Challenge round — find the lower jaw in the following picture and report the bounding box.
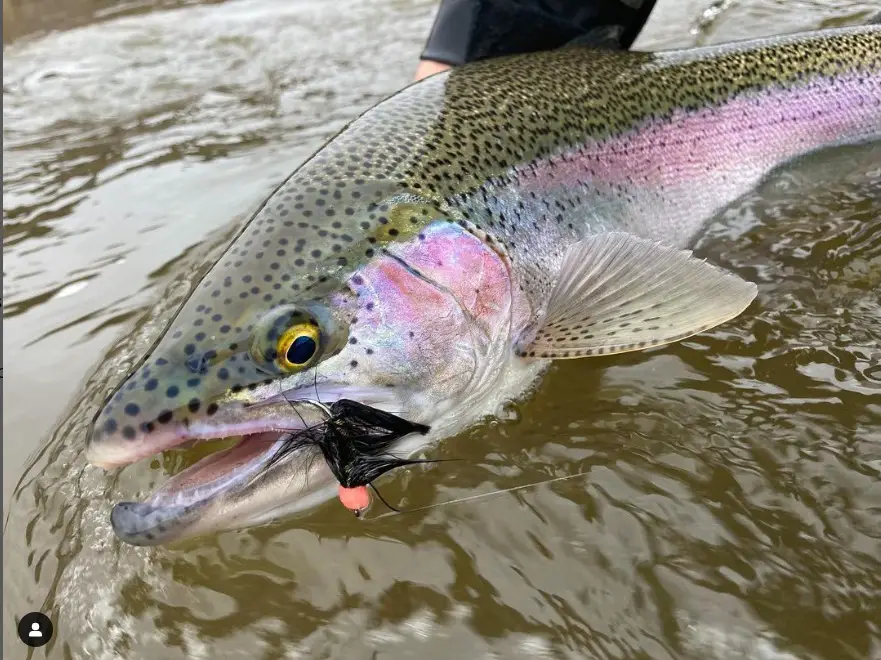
[151,432,290,506]
[110,432,292,545]
[106,389,417,545]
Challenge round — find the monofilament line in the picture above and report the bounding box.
[371,469,592,519]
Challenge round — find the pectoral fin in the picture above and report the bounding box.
[514,233,757,358]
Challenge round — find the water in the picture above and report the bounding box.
[3,0,880,658]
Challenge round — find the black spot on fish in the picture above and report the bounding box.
[122,426,137,440]
[167,386,179,398]
[124,403,140,416]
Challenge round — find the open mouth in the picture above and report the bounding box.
[94,392,335,546]
[101,393,431,546]
[108,408,331,546]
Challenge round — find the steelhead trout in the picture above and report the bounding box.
[86,24,881,545]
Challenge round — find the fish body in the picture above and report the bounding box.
[86,25,881,545]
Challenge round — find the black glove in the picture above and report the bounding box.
[420,0,658,66]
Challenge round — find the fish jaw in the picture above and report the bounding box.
[108,432,336,546]
[104,351,547,547]
[93,385,403,547]
[85,396,328,469]
[85,379,404,469]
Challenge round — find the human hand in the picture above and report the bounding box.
[414,59,452,81]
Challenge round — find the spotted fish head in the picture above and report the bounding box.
[86,171,528,545]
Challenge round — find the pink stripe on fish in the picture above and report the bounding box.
[517,73,881,192]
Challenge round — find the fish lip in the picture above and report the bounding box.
[109,434,296,546]
[110,500,207,546]
[93,385,405,544]
[85,386,401,469]
[84,409,311,470]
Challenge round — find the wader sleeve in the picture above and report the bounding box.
[420,0,658,66]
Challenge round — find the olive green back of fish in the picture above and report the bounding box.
[172,25,877,345]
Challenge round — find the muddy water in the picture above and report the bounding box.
[3,0,880,658]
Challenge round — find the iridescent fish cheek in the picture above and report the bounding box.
[327,220,523,398]
[339,259,478,397]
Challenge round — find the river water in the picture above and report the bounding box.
[3,0,880,658]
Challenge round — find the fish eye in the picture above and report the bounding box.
[277,323,320,370]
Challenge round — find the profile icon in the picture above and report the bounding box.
[17,611,53,648]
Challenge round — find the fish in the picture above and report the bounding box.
[85,23,881,546]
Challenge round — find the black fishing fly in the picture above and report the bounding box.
[269,398,433,491]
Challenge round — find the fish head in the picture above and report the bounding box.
[85,172,529,545]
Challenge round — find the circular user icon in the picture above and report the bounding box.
[17,612,53,648]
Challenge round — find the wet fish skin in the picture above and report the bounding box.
[83,25,881,542]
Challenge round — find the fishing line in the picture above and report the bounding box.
[367,483,402,514]
[369,468,592,519]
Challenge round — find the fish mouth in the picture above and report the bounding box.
[93,388,412,546]
[109,431,302,546]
